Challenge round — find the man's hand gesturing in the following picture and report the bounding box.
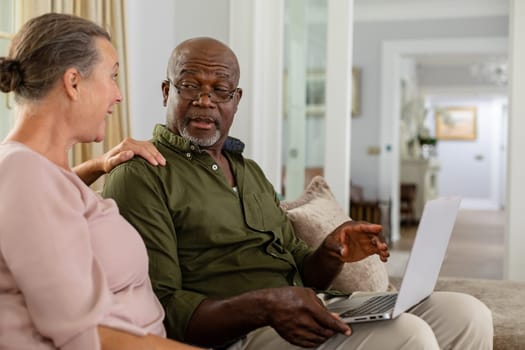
[324,221,390,263]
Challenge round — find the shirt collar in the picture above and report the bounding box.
[152,124,245,154]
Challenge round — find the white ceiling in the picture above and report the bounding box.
[303,0,510,87]
[352,0,509,88]
[412,53,507,67]
[354,0,509,22]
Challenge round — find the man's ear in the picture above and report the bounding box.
[232,88,243,114]
[162,80,170,107]
[63,68,81,100]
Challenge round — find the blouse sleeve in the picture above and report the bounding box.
[0,152,113,349]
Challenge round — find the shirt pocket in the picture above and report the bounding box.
[243,192,285,233]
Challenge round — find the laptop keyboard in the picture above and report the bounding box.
[341,293,398,317]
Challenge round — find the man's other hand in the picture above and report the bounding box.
[265,287,352,348]
[323,221,390,263]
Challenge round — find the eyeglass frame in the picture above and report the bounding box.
[165,78,239,104]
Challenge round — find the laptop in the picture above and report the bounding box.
[324,196,461,323]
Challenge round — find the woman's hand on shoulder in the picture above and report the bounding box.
[101,137,166,173]
[74,138,166,186]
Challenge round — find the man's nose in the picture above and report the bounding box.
[193,91,214,106]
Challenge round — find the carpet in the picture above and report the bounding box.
[389,276,525,349]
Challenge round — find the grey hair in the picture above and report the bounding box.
[0,13,111,103]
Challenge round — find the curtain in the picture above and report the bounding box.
[1,0,15,140]
[15,0,130,175]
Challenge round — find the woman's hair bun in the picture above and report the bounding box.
[0,58,23,93]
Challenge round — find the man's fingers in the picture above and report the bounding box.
[349,221,382,232]
[272,288,352,346]
[330,312,352,336]
[312,307,351,337]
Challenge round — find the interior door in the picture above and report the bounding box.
[282,0,328,200]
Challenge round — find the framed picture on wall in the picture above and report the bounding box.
[283,67,361,117]
[435,106,477,140]
[305,70,326,116]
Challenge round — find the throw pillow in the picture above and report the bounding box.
[280,176,390,293]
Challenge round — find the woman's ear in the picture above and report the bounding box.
[63,68,81,100]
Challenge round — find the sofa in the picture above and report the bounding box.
[280,176,525,350]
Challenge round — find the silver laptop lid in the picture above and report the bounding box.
[393,197,461,318]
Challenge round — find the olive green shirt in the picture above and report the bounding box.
[102,124,313,341]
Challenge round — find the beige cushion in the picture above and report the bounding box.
[280,176,390,293]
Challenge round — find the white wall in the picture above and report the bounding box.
[427,97,506,209]
[126,0,177,140]
[126,0,230,141]
[173,0,230,44]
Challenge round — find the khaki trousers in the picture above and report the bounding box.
[226,292,493,350]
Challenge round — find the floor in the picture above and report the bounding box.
[386,209,505,280]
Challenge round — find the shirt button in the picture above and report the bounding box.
[212,164,219,171]
[190,145,195,151]
[186,152,191,158]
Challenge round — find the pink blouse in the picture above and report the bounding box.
[0,142,166,349]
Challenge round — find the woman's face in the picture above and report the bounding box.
[76,38,122,143]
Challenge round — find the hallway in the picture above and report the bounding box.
[387,209,505,280]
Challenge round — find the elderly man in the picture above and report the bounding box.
[103,37,493,350]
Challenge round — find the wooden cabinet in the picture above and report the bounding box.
[400,158,440,221]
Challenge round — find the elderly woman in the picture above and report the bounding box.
[0,13,199,350]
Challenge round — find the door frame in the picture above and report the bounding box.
[379,37,508,242]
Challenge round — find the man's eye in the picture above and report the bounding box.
[181,83,198,89]
[214,87,229,93]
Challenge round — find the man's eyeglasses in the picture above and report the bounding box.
[166,79,238,104]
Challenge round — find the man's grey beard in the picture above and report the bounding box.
[180,127,221,147]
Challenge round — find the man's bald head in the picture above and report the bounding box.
[167,37,240,86]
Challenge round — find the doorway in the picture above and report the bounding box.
[378,37,508,242]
